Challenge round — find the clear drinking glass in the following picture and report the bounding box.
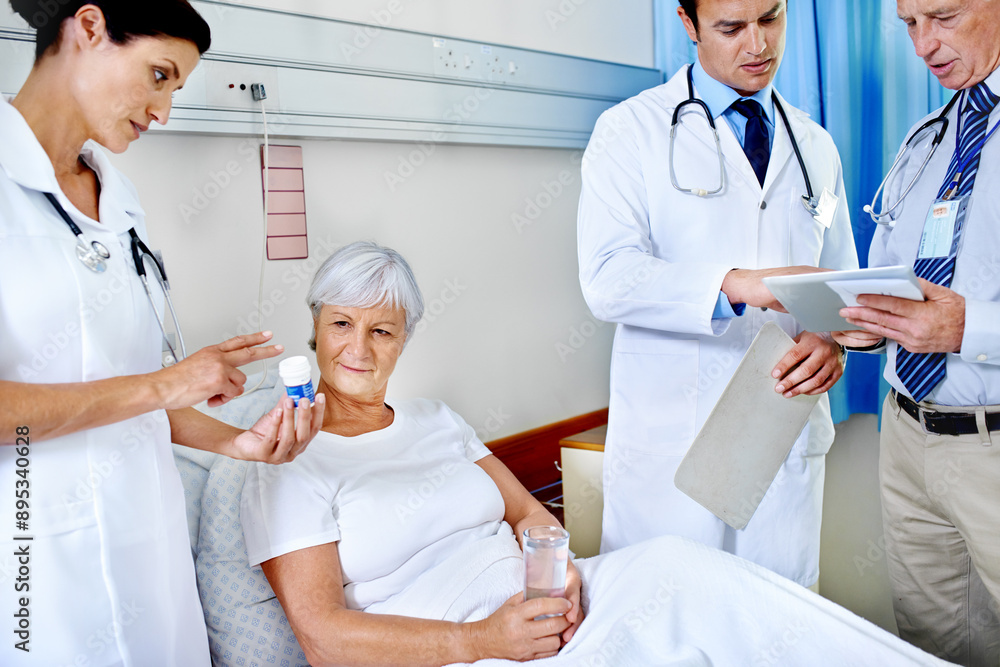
[523,525,570,615]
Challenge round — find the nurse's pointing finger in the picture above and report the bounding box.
[216,331,274,352]
[216,332,285,364]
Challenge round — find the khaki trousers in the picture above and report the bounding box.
[880,392,1000,667]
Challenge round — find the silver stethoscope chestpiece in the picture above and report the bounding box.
[801,195,819,216]
[75,239,108,273]
[92,240,111,260]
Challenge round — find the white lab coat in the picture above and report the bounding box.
[578,68,858,586]
[0,98,209,665]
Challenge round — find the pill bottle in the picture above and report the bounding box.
[278,356,315,406]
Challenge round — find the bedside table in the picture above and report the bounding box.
[559,425,606,558]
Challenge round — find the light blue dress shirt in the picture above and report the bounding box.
[690,60,775,319]
[870,68,1000,405]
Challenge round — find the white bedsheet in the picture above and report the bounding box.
[373,533,951,666]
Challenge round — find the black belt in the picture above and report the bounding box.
[893,390,1000,436]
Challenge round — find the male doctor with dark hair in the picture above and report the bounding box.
[577,0,858,588]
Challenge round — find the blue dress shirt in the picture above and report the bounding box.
[690,60,774,319]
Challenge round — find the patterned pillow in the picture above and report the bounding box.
[172,372,310,667]
[196,455,309,667]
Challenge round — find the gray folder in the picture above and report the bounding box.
[674,322,820,530]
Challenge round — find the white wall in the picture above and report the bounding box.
[109,0,653,439]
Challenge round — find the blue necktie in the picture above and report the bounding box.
[895,82,999,402]
[731,99,770,186]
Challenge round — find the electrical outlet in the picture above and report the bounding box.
[204,61,280,110]
[432,38,460,78]
[432,38,491,82]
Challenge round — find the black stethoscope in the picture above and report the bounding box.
[863,93,963,225]
[669,65,819,215]
[44,191,187,362]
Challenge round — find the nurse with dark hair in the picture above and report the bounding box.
[0,2,324,664]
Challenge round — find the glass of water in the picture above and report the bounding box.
[523,525,570,616]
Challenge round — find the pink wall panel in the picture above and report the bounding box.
[266,145,304,169]
[267,168,305,191]
[262,145,308,260]
[267,214,308,237]
[266,191,306,215]
[267,236,309,261]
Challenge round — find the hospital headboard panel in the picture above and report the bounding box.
[0,1,662,149]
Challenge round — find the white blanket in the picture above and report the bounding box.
[373,533,952,666]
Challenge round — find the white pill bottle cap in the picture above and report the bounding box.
[278,356,312,387]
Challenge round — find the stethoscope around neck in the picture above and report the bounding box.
[43,191,187,363]
[863,93,962,225]
[669,65,820,216]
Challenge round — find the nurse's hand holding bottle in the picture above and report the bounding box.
[1,329,324,463]
[156,331,326,465]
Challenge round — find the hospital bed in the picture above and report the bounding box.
[173,374,950,667]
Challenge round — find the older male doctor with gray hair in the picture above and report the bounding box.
[835,1,1000,664]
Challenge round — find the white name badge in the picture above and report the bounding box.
[917,196,970,260]
[813,187,838,229]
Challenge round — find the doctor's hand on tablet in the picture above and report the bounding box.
[838,279,965,354]
[722,266,831,312]
[770,331,844,398]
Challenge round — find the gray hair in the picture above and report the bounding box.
[306,241,424,350]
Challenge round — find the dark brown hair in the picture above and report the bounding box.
[10,0,211,60]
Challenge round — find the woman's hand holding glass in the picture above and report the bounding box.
[468,593,573,661]
[562,560,584,645]
[471,558,581,659]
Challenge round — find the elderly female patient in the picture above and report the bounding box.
[241,241,583,665]
[240,241,945,667]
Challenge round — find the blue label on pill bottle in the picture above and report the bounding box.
[285,382,315,406]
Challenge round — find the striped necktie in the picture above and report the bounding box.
[896,81,1000,402]
[730,99,770,186]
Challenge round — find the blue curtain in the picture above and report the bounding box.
[653,0,952,422]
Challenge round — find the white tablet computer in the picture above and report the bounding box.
[761,265,924,332]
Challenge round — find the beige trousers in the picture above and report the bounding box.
[880,392,1000,667]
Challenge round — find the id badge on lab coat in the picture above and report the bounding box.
[812,187,838,229]
[917,195,971,259]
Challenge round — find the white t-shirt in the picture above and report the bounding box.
[241,398,506,610]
